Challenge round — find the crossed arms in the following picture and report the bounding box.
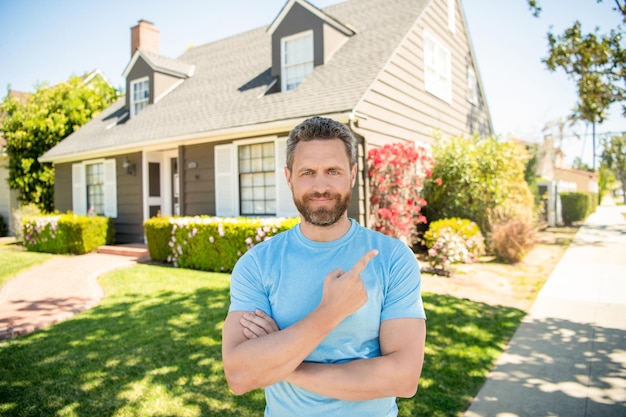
[221,250,427,400]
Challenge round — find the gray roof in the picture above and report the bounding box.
[42,0,430,161]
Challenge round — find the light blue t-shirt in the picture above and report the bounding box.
[229,219,426,417]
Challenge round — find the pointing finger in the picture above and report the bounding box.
[350,250,378,275]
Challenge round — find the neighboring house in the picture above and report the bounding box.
[40,0,493,244]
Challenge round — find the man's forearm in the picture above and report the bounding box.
[222,305,342,394]
[285,350,423,401]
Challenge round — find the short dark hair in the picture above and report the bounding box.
[286,116,357,171]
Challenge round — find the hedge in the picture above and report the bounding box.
[23,214,115,254]
[144,216,300,272]
[560,192,591,225]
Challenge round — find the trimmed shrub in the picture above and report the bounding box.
[489,219,536,263]
[422,218,485,270]
[144,217,174,262]
[23,214,114,254]
[144,216,300,272]
[560,192,590,225]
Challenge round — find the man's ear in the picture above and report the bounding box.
[350,164,357,187]
[284,166,292,190]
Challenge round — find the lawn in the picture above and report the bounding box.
[0,246,54,289]
[0,262,524,417]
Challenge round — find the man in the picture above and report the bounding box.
[222,116,426,416]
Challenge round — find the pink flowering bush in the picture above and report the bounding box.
[144,216,299,272]
[423,218,485,270]
[23,214,114,254]
[367,142,435,245]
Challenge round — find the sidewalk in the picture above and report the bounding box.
[0,246,147,341]
[464,197,626,417]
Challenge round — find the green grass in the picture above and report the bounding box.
[0,263,525,417]
[0,247,55,289]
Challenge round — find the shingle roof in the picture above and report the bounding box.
[42,0,430,161]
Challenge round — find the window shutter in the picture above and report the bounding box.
[275,137,298,217]
[215,144,237,216]
[104,159,118,218]
[72,163,87,215]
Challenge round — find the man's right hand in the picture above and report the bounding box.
[320,249,378,320]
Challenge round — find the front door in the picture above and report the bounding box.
[144,150,178,220]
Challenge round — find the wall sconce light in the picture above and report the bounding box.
[188,161,197,169]
[123,156,136,176]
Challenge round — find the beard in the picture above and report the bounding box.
[293,190,352,226]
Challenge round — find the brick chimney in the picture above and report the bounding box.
[131,20,159,57]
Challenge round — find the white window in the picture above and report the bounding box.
[424,30,452,103]
[130,77,149,117]
[72,159,117,218]
[214,139,297,218]
[239,142,276,215]
[281,30,314,91]
[467,67,478,105]
[448,0,456,33]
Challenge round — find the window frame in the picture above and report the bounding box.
[448,0,456,34]
[72,158,117,218]
[467,66,478,105]
[130,76,149,117]
[423,30,452,103]
[281,30,314,92]
[238,141,277,216]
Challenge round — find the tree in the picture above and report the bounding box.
[601,133,626,203]
[528,1,626,169]
[1,75,118,212]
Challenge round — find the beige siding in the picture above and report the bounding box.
[353,0,491,148]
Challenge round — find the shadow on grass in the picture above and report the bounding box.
[1,264,526,417]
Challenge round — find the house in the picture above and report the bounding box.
[40,0,493,244]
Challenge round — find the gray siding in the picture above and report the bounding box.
[125,57,153,110]
[55,156,144,244]
[115,152,144,243]
[353,0,491,147]
[54,163,72,213]
[181,143,215,216]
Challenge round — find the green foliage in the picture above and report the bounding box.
[560,192,591,225]
[601,133,626,203]
[143,217,173,262]
[422,218,483,249]
[0,75,118,212]
[422,135,536,234]
[531,1,626,124]
[422,218,486,270]
[144,216,300,272]
[0,212,7,237]
[22,214,115,254]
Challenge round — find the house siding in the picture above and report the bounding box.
[270,2,325,78]
[181,142,215,216]
[125,57,153,110]
[115,152,144,243]
[154,72,181,101]
[55,154,144,244]
[352,0,491,148]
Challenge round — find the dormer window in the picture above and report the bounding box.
[130,77,149,117]
[281,30,314,91]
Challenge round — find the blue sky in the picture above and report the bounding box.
[0,0,623,167]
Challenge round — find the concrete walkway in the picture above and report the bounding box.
[464,197,626,417]
[0,246,147,341]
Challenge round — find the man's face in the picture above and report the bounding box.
[285,138,356,226]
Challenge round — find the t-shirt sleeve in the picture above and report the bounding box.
[228,250,272,314]
[381,243,426,321]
